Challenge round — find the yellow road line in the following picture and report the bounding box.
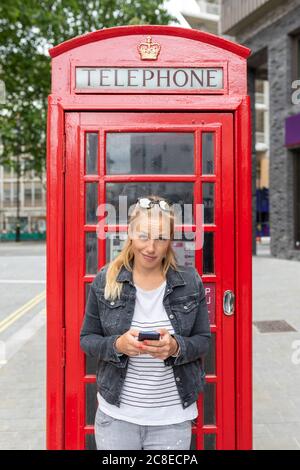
[0,291,46,334]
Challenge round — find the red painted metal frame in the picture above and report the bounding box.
[64,112,234,449]
[47,25,252,450]
[49,25,250,59]
[46,100,65,450]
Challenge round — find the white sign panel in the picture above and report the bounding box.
[75,67,223,91]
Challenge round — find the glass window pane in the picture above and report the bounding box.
[204,382,216,425]
[105,182,194,224]
[203,232,214,274]
[85,433,97,450]
[85,232,98,274]
[105,231,196,267]
[172,231,195,268]
[202,133,214,175]
[190,433,196,450]
[204,434,216,450]
[86,183,98,224]
[86,133,98,174]
[85,282,91,301]
[204,332,215,375]
[203,183,214,224]
[106,232,128,263]
[85,382,97,426]
[106,133,194,175]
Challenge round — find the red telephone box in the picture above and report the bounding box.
[47,25,252,450]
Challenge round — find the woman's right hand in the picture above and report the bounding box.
[115,329,143,357]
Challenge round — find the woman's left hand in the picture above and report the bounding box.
[139,328,179,359]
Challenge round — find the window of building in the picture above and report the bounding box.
[292,33,300,81]
[31,216,46,232]
[255,79,264,93]
[24,182,33,207]
[3,182,11,207]
[7,216,28,232]
[6,217,17,231]
[11,182,18,206]
[255,109,266,145]
[256,109,265,133]
[256,156,261,188]
[294,152,300,250]
[255,79,267,105]
[297,37,300,79]
[34,184,42,207]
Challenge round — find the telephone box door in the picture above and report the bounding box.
[65,111,235,450]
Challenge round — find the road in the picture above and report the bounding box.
[0,241,46,449]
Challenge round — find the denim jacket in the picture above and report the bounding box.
[80,263,211,410]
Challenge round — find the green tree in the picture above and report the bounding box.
[0,0,176,178]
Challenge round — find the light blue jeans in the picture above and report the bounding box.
[94,407,192,450]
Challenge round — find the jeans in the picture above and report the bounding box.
[94,407,192,450]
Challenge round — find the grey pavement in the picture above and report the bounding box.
[0,240,299,449]
[253,241,300,450]
[0,320,46,450]
[0,241,46,450]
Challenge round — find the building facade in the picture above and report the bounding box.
[166,0,221,34]
[0,164,46,239]
[221,0,300,260]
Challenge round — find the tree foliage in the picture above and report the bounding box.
[0,1,176,177]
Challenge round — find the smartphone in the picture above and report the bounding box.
[138,331,160,341]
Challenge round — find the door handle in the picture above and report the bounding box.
[223,290,235,316]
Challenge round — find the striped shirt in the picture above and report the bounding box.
[97,279,198,425]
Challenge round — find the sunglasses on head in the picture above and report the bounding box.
[135,197,172,212]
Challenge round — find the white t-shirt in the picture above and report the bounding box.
[97,279,198,425]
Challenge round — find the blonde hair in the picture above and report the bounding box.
[103,195,181,301]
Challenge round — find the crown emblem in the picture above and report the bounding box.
[137,36,161,60]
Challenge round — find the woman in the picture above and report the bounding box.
[80,195,211,450]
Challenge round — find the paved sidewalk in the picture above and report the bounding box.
[253,242,300,449]
[0,242,299,449]
[0,318,46,450]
